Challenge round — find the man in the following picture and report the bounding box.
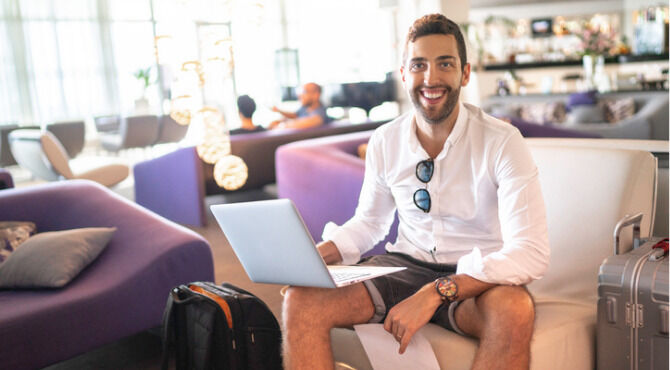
[229,95,266,135]
[282,14,549,370]
[270,82,331,129]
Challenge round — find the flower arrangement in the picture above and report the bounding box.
[577,25,616,56]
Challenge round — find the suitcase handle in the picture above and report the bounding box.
[613,213,643,255]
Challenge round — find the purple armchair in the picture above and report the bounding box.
[0,180,214,369]
[276,131,397,256]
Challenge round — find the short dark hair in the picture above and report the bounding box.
[403,14,467,70]
[237,95,256,118]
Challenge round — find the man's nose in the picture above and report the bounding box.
[423,65,439,86]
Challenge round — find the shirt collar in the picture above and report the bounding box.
[407,102,468,160]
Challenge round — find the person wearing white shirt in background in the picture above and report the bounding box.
[282,13,550,370]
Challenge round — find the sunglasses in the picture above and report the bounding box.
[413,159,434,213]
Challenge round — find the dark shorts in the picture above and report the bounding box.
[357,252,465,335]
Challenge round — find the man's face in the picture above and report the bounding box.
[400,34,470,125]
[299,83,320,106]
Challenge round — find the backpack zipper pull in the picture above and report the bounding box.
[251,332,255,344]
[232,339,236,350]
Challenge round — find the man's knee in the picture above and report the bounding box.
[478,285,535,332]
[284,287,321,318]
[283,284,375,329]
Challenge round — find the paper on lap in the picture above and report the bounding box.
[354,324,440,370]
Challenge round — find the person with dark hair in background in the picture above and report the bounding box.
[269,82,332,129]
[229,95,266,135]
[282,14,549,370]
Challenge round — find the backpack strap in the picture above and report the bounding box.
[161,285,201,370]
[161,288,178,370]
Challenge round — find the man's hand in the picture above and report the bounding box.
[317,240,343,265]
[383,281,443,354]
[268,120,282,129]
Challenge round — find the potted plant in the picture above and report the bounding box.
[133,66,153,113]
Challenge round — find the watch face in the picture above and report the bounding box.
[437,277,457,299]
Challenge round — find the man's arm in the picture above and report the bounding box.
[318,130,397,265]
[272,106,298,119]
[317,240,342,265]
[281,115,323,129]
[383,274,496,354]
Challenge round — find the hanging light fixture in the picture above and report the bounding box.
[154,1,257,190]
[213,154,248,191]
[169,94,197,125]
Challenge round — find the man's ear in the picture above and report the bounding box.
[400,65,406,83]
[461,63,471,87]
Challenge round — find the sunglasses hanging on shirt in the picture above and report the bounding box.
[413,159,434,213]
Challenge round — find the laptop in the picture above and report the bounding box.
[210,199,405,288]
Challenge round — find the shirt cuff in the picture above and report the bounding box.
[456,247,494,284]
[322,222,361,265]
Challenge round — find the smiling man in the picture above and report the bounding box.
[282,14,550,370]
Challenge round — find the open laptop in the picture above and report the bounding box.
[210,199,405,288]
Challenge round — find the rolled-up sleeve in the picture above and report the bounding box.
[322,130,397,265]
[457,132,550,285]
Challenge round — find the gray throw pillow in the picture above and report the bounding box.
[0,227,116,288]
[565,105,605,125]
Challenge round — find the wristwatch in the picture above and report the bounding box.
[435,276,458,303]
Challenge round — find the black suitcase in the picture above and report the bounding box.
[597,213,669,370]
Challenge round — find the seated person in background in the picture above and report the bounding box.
[270,82,332,129]
[229,95,266,135]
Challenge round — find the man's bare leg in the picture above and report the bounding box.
[282,283,375,370]
[454,285,535,370]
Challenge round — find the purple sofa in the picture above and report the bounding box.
[0,179,214,370]
[134,119,390,226]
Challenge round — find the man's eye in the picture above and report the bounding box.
[411,63,425,70]
[440,62,452,68]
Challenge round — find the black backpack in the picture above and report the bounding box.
[161,281,283,370]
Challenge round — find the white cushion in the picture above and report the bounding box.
[526,143,656,304]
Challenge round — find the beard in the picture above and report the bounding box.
[410,83,461,125]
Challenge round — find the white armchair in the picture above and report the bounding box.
[331,139,658,369]
[9,129,129,187]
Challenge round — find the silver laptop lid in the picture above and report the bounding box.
[210,199,337,288]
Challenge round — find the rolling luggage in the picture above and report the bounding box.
[597,213,669,370]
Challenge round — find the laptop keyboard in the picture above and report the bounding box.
[331,271,371,283]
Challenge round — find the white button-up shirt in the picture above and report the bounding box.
[324,102,550,285]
